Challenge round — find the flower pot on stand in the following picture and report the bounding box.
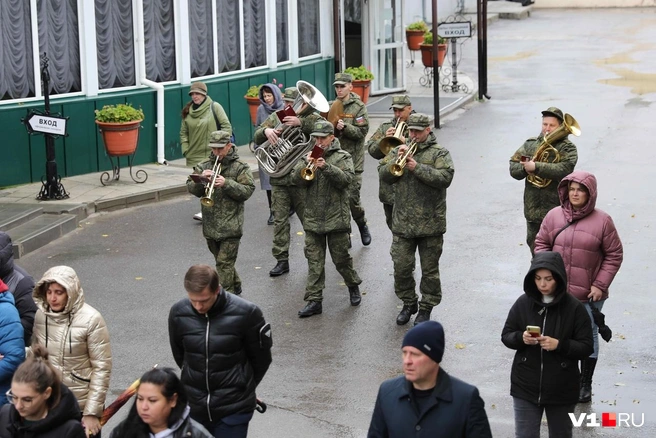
[351,80,371,104]
[95,120,147,185]
[420,44,448,68]
[245,96,260,125]
[406,30,425,51]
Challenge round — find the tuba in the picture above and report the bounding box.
[255,81,330,178]
[379,118,408,155]
[527,113,581,188]
[200,158,221,207]
[389,140,418,177]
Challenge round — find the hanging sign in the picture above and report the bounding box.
[23,110,68,137]
[438,22,472,39]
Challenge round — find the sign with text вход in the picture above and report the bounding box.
[437,22,472,39]
[23,111,68,137]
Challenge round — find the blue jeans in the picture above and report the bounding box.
[513,397,575,438]
[200,412,253,438]
[583,299,605,358]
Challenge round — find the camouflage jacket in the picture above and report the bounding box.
[331,92,369,173]
[366,117,396,205]
[509,136,578,222]
[253,107,323,186]
[293,139,354,234]
[187,149,255,240]
[380,132,454,237]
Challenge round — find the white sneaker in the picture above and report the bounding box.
[193,212,203,221]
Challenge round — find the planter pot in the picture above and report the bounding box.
[96,120,141,156]
[351,79,372,104]
[420,44,448,68]
[406,30,425,51]
[245,96,260,125]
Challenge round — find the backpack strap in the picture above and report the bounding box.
[212,102,236,144]
[551,220,576,249]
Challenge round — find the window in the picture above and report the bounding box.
[297,0,320,58]
[189,0,214,78]
[276,0,289,62]
[217,0,241,73]
[95,0,136,89]
[0,0,34,100]
[243,0,267,69]
[143,0,177,82]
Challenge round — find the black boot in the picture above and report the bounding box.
[348,285,361,306]
[579,358,597,403]
[233,285,242,295]
[359,224,372,246]
[414,308,432,325]
[396,302,418,325]
[269,260,290,277]
[267,210,274,225]
[298,301,322,318]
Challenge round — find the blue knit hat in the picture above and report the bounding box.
[402,320,445,364]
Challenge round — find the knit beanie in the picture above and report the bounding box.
[189,82,208,96]
[402,320,445,364]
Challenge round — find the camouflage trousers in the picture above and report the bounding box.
[390,234,444,310]
[383,203,393,231]
[303,230,362,302]
[272,185,306,261]
[526,220,542,255]
[349,172,367,227]
[206,238,241,294]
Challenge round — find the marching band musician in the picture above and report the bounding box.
[253,87,324,278]
[509,107,578,254]
[366,95,414,230]
[186,131,255,295]
[294,120,363,318]
[379,114,454,326]
[331,72,372,246]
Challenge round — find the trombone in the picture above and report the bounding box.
[389,140,417,177]
[379,118,408,156]
[200,159,222,207]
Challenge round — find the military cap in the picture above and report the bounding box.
[389,95,412,109]
[333,72,354,85]
[208,130,231,148]
[310,120,335,137]
[541,107,564,122]
[283,87,299,102]
[407,113,432,130]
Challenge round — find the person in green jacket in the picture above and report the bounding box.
[294,120,362,318]
[186,131,254,295]
[180,82,232,221]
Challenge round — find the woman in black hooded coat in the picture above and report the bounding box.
[502,251,593,438]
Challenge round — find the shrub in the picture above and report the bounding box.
[94,103,144,123]
[344,65,374,81]
[406,21,429,32]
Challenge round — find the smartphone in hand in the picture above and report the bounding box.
[526,325,541,337]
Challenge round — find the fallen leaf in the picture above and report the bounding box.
[455,343,466,350]
[254,266,261,270]
[631,214,635,218]
[102,234,109,237]
[296,231,304,235]
[135,277,143,280]
[614,382,625,386]
[633,400,640,404]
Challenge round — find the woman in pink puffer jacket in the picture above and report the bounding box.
[534,170,623,404]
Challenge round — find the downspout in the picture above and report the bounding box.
[136,0,168,165]
[333,0,341,73]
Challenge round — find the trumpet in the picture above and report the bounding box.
[390,140,418,177]
[379,118,408,155]
[200,158,222,207]
[299,145,325,181]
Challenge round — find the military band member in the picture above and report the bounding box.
[186,131,255,295]
[295,120,362,318]
[331,72,371,246]
[366,95,414,230]
[253,87,324,278]
[380,114,454,326]
[509,107,578,253]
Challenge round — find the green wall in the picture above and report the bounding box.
[0,58,334,188]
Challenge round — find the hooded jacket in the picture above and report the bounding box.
[0,281,25,404]
[255,83,284,126]
[501,252,593,405]
[0,383,85,438]
[186,148,255,241]
[534,171,624,302]
[180,96,232,167]
[0,232,37,346]
[32,266,112,418]
[109,405,213,438]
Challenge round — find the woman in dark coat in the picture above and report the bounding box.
[502,251,593,438]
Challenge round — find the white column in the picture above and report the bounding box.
[177,0,191,84]
[78,0,99,96]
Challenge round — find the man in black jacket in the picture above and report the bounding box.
[168,265,272,437]
[368,321,492,438]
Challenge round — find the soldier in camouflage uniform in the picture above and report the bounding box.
[509,107,578,253]
[380,114,454,326]
[366,95,414,230]
[294,120,362,318]
[331,72,371,246]
[253,87,324,278]
[186,131,255,295]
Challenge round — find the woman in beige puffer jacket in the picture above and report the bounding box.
[32,266,112,437]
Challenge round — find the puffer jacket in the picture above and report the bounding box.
[168,290,272,424]
[534,171,624,302]
[380,132,454,237]
[294,139,354,234]
[502,252,593,405]
[0,232,37,346]
[0,282,25,405]
[109,406,213,438]
[0,384,85,438]
[32,266,112,417]
[186,148,255,241]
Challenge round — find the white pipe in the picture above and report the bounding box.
[141,78,167,165]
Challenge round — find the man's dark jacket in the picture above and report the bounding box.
[368,370,492,438]
[168,289,272,424]
[0,232,36,346]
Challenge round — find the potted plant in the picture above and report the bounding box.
[95,103,144,156]
[244,84,261,125]
[406,21,428,50]
[344,65,374,104]
[420,31,447,69]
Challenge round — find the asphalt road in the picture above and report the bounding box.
[18,7,656,437]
